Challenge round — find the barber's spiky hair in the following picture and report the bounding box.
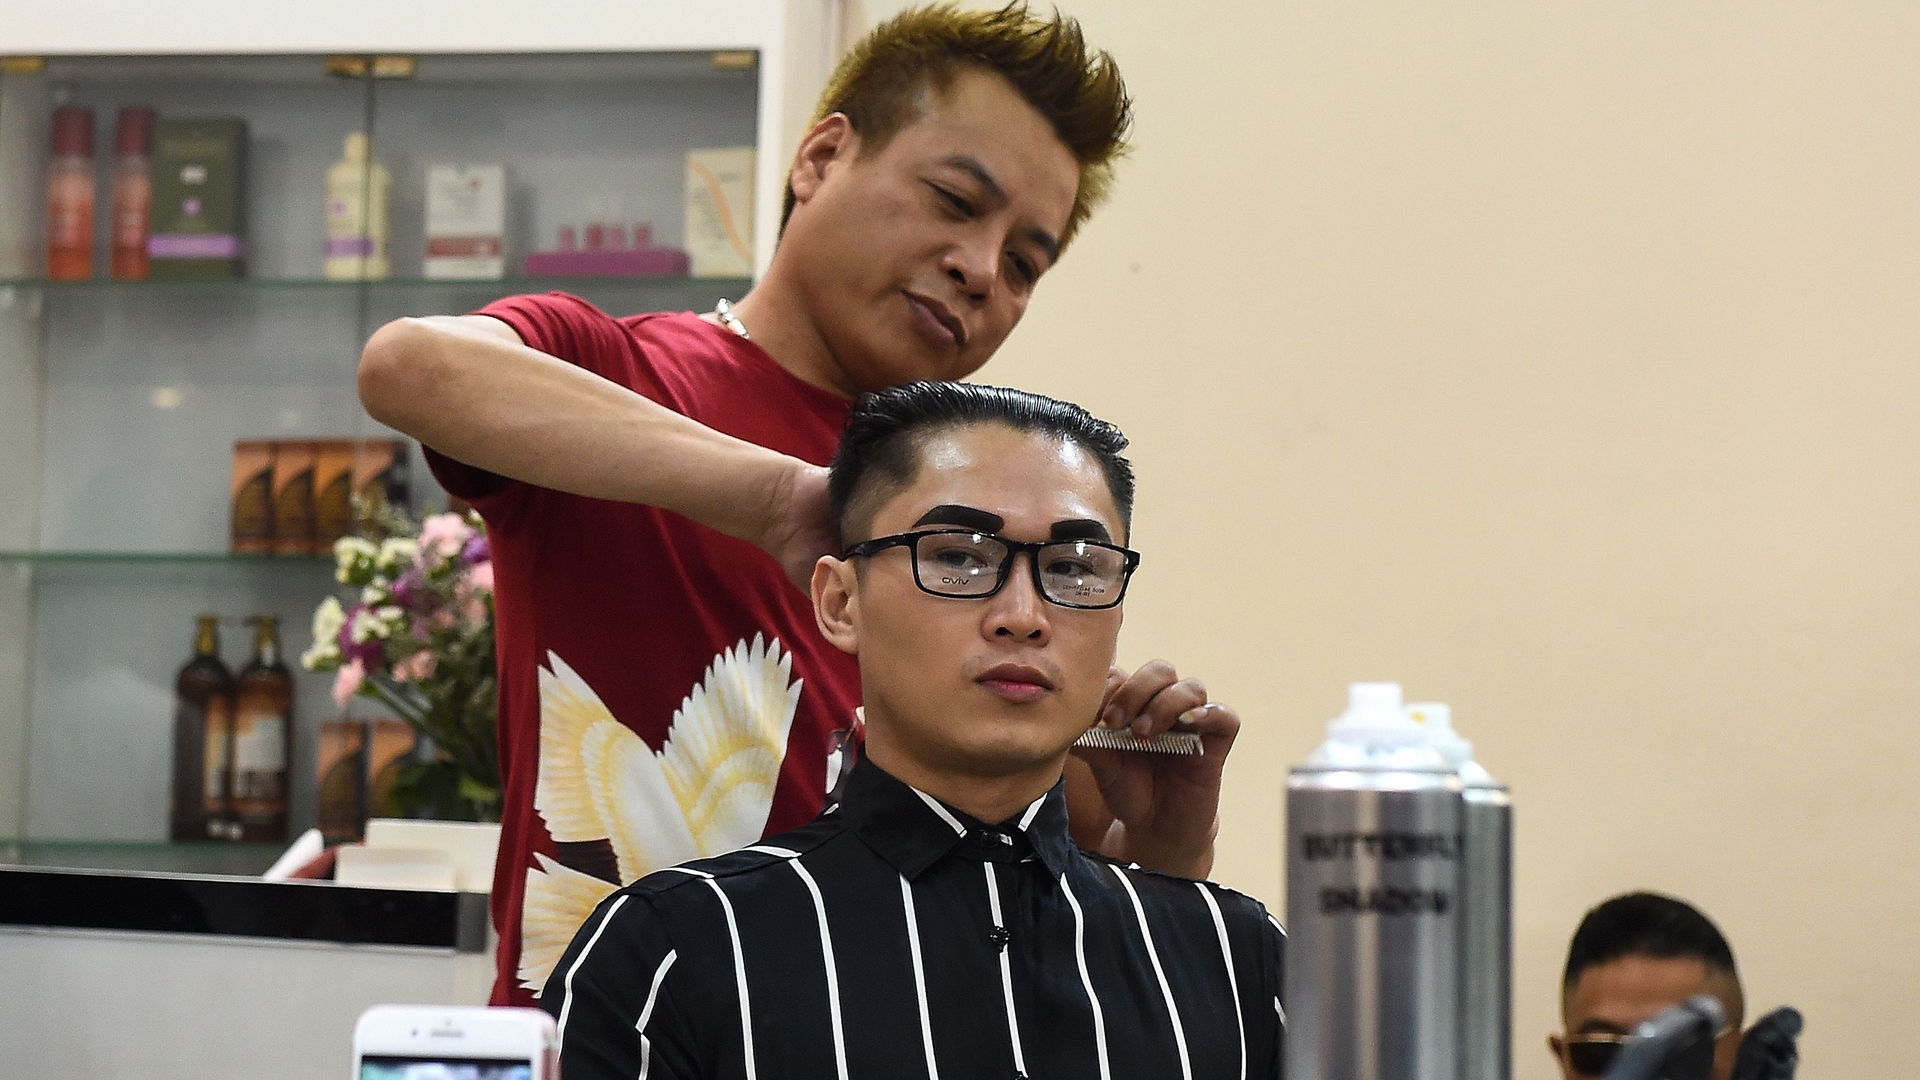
[784,2,1132,253]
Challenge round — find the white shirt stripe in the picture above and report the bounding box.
[1017,793,1046,831]
[555,894,628,1043]
[633,949,678,1080]
[701,877,759,1080]
[983,862,1028,1076]
[899,874,941,1080]
[746,845,802,858]
[1110,864,1194,1080]
[910,788,968,836]
[1060,874,1112,1080]
[1197,883,1247,1080]
[789,860,851,1080]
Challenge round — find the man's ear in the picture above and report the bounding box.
[789,113,856,209]
[811,555,861,655]
[1546,1034,1566,1077]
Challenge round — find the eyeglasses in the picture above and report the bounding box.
[844,529,1140,610]
[1560,1024,1731,1079]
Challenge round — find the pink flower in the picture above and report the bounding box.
[392,649,438,682]
[468,560,494,594]
[331,658,366,709]
[417,513,474,564]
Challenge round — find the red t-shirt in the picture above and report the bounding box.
[427,294,860,1006]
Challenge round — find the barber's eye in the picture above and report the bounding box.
[1009,254,1037,286]
[934,186,973,216]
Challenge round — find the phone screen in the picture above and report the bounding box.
[359,1057,533,1080]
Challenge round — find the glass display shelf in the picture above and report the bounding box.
[0,275,751,293]
[0,838,287,877]
[0,550,329,565]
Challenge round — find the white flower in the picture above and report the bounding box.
[310,596,346,646]
[359,584,389,608]
[334,536,378,584]
[376,538,419,575]
[349,607,397,644]
[299,640,340,671]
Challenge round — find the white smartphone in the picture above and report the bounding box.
[352,1004,558,1080]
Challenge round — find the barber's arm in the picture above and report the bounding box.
[357,315,834,589]
[540,893,704,1080]
[1066,659,1239,878]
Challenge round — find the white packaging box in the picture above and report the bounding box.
[685,147,756,278]
[425,164,507,280]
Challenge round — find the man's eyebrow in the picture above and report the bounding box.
[941,154,1061,265]
[1573,1020,1630,1035]
[1048,519,1112,542]
[913,504,1004,532]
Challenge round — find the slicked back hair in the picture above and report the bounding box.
[783,2,1132,253]
[1563,892,1740,994]
[829,381,1134,551]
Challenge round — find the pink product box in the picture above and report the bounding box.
[521,248,690,278]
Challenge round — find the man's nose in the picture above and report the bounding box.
[942,240,998,303]
[987,552,1050,642]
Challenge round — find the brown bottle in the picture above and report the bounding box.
[170,614,237,841]
[232,614,294,842]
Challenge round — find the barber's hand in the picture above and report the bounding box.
[760,460,838,592]
[1068,660,1238,878]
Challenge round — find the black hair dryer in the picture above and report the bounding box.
[1604,995,1727,1080]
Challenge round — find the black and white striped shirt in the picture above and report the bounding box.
[542,757,1285,1080]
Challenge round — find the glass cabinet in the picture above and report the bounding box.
[0,27,810,874]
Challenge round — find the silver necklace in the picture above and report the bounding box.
[714,298,749,339]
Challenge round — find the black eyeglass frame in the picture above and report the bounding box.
[843,528,1142,610]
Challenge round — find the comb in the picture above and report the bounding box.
[1073,727,1204,755]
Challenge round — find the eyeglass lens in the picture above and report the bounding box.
[1566,1041,1621,1077]
[913,532,1128,605]
[1566,1033,1713,1080]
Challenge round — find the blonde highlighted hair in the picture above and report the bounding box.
[785,2,1132,253]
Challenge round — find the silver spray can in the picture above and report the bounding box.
[1286,683,1463,1080]
[1410,703,1513,1080]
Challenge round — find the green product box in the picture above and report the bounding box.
[148,118,248,280]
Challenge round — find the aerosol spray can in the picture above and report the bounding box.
[1410,703,1513,1080]
[1286,682,1463,1080]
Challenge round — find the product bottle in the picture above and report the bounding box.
[45,105,96,281]
[170,614,237,841]
[1409,703,1514,1080]
[109,106,154,280]
[232,614,294,842]
[324,132,391,280]
[1285,682,1463,1080]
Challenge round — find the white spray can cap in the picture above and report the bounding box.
[1407,701,1473,768]
[1307,682,1451,771]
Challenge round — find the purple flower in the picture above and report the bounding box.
[391,567,425,608]
[460,533,490,566]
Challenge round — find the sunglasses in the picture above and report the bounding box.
[1561,1024,1729,1079]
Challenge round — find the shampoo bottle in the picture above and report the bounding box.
[45,105,96,281]
[324,132,391,280]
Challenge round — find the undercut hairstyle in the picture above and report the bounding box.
[783,2,1133,253]
[828,381,1134,550]
[1563,892,1740,992]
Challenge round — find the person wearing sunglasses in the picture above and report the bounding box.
[540,382,1281,1079]
[1550,892,1801,1080]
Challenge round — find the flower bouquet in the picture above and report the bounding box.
[301,508,501,822]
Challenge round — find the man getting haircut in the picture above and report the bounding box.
[542,383,1284,1080]
[1551,892,1747,1080]
[358,4,1238,1007]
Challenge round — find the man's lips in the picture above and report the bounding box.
[905,292,966,349]
[976,663,1054,703]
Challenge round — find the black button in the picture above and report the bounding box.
[989,925,1010,949]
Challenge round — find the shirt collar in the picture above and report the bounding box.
[838,757,1076,881]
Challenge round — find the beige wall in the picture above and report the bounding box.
[854,1,1918,1075]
